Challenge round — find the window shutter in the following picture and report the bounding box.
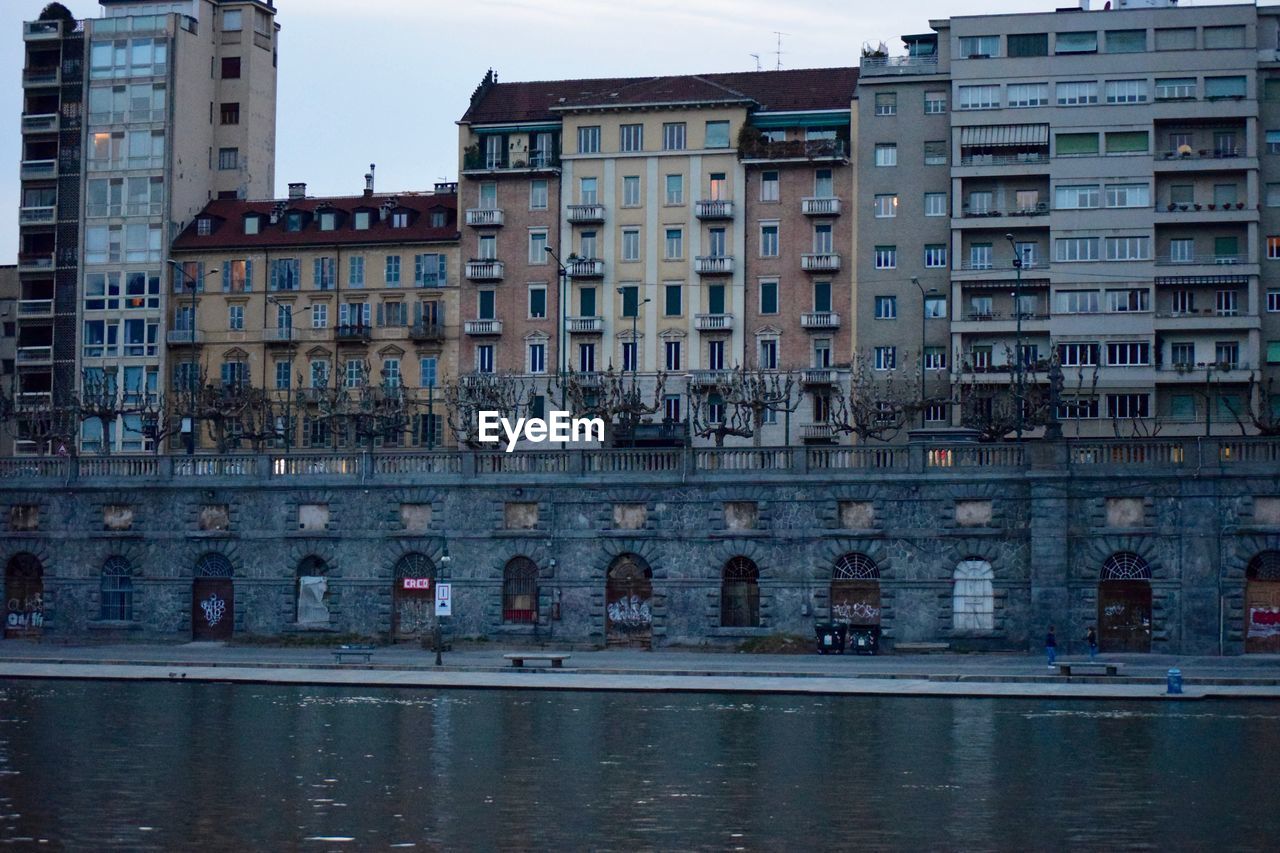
[376,303,384,327]
[222,265,231,293]
[244,260,253,292]
[438,254,448,285]
[414,254,423,285]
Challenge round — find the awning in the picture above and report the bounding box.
[956,278,1050,290]
[960,124,1049,147]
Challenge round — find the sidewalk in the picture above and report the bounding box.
[0,641,1277,699]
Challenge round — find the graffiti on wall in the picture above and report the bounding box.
[6,593,43,629]
[1249,607,1280,637]
[200,593,226,627]
[832,601,880,624]
[607,595,652,631]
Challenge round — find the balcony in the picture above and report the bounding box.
[694,313,733,332]
[1154,254,1249,267]
[24,20,64,40]
[462,149,560,175]
[17,254,54,273]
[1153,203,1255,225]
[801,368,838,386]
[19,206,56,226]
[566,316,603,334]
[18,299,53,318]
[859,54,940,76]
[800,312,841,330]
[20,159,56,180]
[1153,148,1254,172]
[23,67,60,87]
[263,327,295,346]
[801,197,842,217]
[694,256,734,275]
[957,152,1049,169]
[465,208,504,228]
[567,203,606,224]
[801,423,840,442]
[20,113,58,134]
[335,324,371,343]
[464,319,503,336]
[739,138,848,164]
[166,329,203,345]
[801,253,841,273]
[410,322,444,342]
[16,346,52,365]
[567,258,604,279]
[694,200,734,219]
[689,369,735,387]
[465,260,505,281]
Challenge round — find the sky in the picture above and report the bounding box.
[0,0,1272,261]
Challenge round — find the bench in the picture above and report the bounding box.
[894,642,951,654]
[1055,661,1123,677]
[333,644,376,664]
[504,652,571,669]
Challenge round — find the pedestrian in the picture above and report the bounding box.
[1045,625,1058,668]
[1085,625,1098,661]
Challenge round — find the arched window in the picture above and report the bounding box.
[721,556,760,628]
[100,556,134,621]
[833,553,879,580]
[953,558,994,631]
[296,556,330,625]
[1246,551,1280,581]
[195,553,233,577]
[394,553,435,581]
[503,557,538,624]
[1101,552,1151,580]
[832,553,880,625]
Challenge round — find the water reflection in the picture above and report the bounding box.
[0,682,1277,850]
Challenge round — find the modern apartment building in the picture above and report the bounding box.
[0,265,17,457]
[866,0,1280,437]
[457,68,858,445]
[168,183,461,451]
[17,0,279,453]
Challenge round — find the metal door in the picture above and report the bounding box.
[1098,580,1151,653]
[606,556,653,648]
[192,578,234,640]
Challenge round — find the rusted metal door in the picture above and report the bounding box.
[830,581,881,626]
[1098,580,1151,652]
[606,556,653,648]
[4,554,44,639]
[1246,580,1280,653]
[192,578,233,641]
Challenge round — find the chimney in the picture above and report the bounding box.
[365,164,376,197]
[288,182,307,200]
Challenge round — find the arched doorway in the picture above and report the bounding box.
[1245,551,1280,653]
[606,554,653,648]
[4,553,44,638]
[192,553,234,640]
[392,553,435,641]
[831,553,880,627]
[295,556,330,627]
[953,559,994,632]
[503,557,538,625]
[1098,552,1152,653]
[721,557,760,628]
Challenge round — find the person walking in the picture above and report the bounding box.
[1085,625,1098,661]
[1045,625,1058,668]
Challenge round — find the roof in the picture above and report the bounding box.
[172,193,459,252]
[460,67,860,125]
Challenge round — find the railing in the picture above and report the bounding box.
[801,368,838,385]
[476,452,569,474]
[1154,254,1249,266]
[462,149,560,172]
[801,423,838,440]
[465,208,504,227]
[808,446,907,469]
[18,299,53,317]
[1156,148,1249,162]
[410,322,444,341]
[271,455,361,477]
[694,313,733,331]
[173,456,256,477]
[566,317,603,334]
[1068,441,1185,466]
[739,138,848,162]
[800,312,840,329]
[801,253,841,272]
[16,346,52,364]
[694,200,734,219]
[859,54,940,75]
[688,369,735,386]
[0,457,66,479]
[166,329,203,344]
[374,453,461,475]
[19,206,56,225]
[20,113,58,133]
[694,448,792,471]
[955,260,1049,272]
[926,445,1025,468]
[23,67,60,86]
[959,205,1049,219]
[694,256,734,275]
[801,197,841,216]
[959,311,1050,322]
[20,159,56,179]
[586,449,684,473]
[566,203,606,223]
[958,152,1049,167]
[335,324,371,342]
[1219,440,1280,464]
[464,319,503,335]
[24,20,63,39]
[78,456,160,478]
[18,254,54,272]
[465,260,505,280]
[567,258,604,278]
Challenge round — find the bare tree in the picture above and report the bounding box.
[556,367,669,445]
[827,350,921,443]
[444,372,535,448]
[1215,370,1280,437]
[688,367,799,446]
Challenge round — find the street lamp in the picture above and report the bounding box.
[167,259,219,455]
[544,246,580,389]
[435,544,451,667]
[1005,233,1024,441]
[912,277,941,429]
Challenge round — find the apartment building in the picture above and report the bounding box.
[168,184,461,451]
[868,0,1280,437]
[457,68,857,445]
[17,0,278,453]
[0,266,17,457]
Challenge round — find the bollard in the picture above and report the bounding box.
[1166,668,1183,695]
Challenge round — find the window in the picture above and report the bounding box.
[953,560,994,631]
[812,169,832,199]
[1056,237,1100,262]
[759,339,778,370]
[874,245,897,269]
[1008,83,1049,108]
[874,346,896,370]
[664,228,683,260]
[1106,288,1150,312]
[1105,236,1150,261]
[1008,32,1048,57]
[579,176,597,205]
[760,224,779,257]
[874,143,897,167]
[760,171,780,202]
[1056,132,1099,156]
[618,229,641,263]
[665,174,684,205]
[1105,80,1147,104]
[1105,184,1149,208]
[968,191,993,214]
[1206,77,1247,99]
[663,283,682,317]
[1269,291,1280,312]
[227,304,244,331]
[960,35,999,58]
[874,92,897,116]
[924,245,947,268]
[1216,341,1241,368]
[1214,184,1239,207]
[1056,31,1098,54]
[221,57,241,78]
[1156,78,1196,100]
[957,85,999,110]
[721,557,760,628]
[969,243,993,270]
[345,256,364,288]
[1057,81,1098,106]
[662,122,686,150]
[502,557,538,624]
[665,340,681,371]
[1107,394,1150,419]
[100,557,134,621]
[1105,131,1148,154]
[923,141,947,165]
[313,257,335,290]
[528,342,547,375]
[619,123,643,152]
[220,102,240,124]
[528,230,548,265]
[705,120,730,148]
[924,348,947,370]
[924,91,947,114]
[925,296,947,319]
[577,125,601,154]
[1106,342,1151,366]
[270,258,300,291]
[1106,28,1146,53]
[1204,25,1246,49]
[759,280,778,314]
[707,340,725,371]
[621,175,641,207]
[924,192,947,217]
[530,180,548,210]
[1055,185,1100,210]
[1269,237,1280,260]
[1059,342,1100,367]
[475,344,495,374]
[873,194,898,218]
[875,295,897,319]
[1217,290,1239,316]
[414,253,448,286]
[218,147,239,170]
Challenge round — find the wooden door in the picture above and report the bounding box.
[831,581,881,625]
[606,558,653,648]
[1098,580,1151,653]
[4,555,44,639]
[393,581,434,641]
[1245,580,1280,653]
[192,577,234,640]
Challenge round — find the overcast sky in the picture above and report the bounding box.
[0,0,1271,260]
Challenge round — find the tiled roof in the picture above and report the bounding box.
[172,193,459,251]
[461,67,859,125]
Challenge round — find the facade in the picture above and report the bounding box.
[168,184,462,451]
[0,266,17,457]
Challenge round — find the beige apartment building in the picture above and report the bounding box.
[457,68,857,444]
[168,185,461,451]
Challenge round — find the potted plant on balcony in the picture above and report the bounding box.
[1236,202,1245,210]
[1167,203,1177,211]
[1208,203,1217,210]
[1193,203,1202,211]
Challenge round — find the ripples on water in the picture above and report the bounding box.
[0,682,1278,850]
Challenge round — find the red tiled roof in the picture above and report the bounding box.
[461,67,859,125]
[172,193,459,251]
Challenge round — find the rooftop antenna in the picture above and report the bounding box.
[750,53,762,71]
[773,31,787,70]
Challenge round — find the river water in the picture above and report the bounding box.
[0,681,1276,850]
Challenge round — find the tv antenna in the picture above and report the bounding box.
[750,53,761,71]
[773,31,787,70]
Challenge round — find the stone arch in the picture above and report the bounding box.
[590,539,666,645]
[1098,551,1153,653]
[952,557,995,633]
[293,554,333,627]
[4,552,45,638]
[830,552,881,627]
[389,551,437,641]
[720,556,760,628]
[1245,551,1280,652]
[502,556,539,626]
[99,555,136,622]
[604,553,654,648]
[191,552,235,640]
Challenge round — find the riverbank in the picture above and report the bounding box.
[1,642,1278,699]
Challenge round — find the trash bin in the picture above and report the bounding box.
[1167,668,1183,695]
[815,623,847,655]
[848,625,881,655]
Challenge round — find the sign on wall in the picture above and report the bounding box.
[435,583,452,617]
[402,577,431,591]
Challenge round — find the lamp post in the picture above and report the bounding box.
[434,545,451,666]
[912,277,940,429]
[1005,233,1024,441]
[544,246,580,394]
[167,260,219,455]
[266,296,314,454]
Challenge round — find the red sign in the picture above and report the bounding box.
[402,578,431,591]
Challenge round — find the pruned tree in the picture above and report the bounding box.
[828,350,922,443]
[444,372,535,448]
[76,369,141,456]
[953,346,1054,441]
[556,367,669,444]
[688,366,799,447]
[1218,370,1280,437]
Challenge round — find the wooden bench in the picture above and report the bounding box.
[504,652,571,669]
[333,644,375,664]
[1055,661,1123,677]
[894,642,951,654]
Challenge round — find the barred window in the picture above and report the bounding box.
[953,559,994,631]
[100,556,134,621]
[503,557,538,624]
[721,557,760,627]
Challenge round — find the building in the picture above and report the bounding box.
[0,265,17,457]
[457,68,858,445]
[17,0,279,454]
[168,181,461,451]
